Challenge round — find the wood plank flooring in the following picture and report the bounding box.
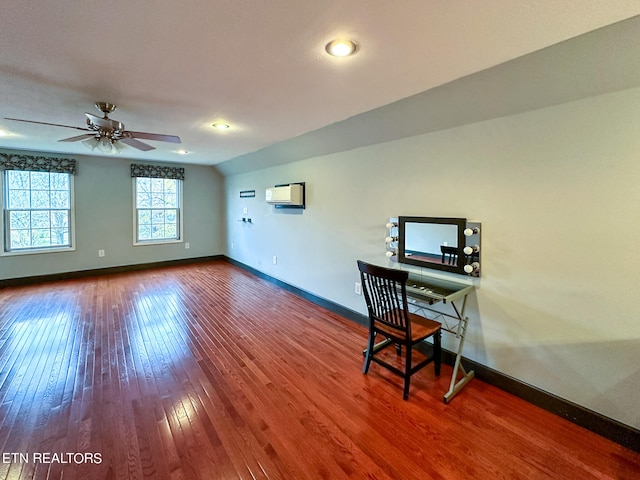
[0,261,638,479]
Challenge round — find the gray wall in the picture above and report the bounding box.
[224,86,640,430]
[0,150,225,280]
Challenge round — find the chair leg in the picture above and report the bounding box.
[363,331,375,374]
[434,330,441,376]
[395,343,402,356]
[403,345,412,400]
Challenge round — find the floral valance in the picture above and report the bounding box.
[0,153,77,174]
[131,163,185,180]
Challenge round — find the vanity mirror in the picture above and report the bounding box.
[395,216,481,276]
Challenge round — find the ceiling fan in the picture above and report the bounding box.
[5,102,181,153]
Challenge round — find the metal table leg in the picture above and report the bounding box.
[443,315,474,403]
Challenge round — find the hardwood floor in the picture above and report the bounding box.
[0,261,638,479]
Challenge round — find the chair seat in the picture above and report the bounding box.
[375,309,441,343]
[407,312,441,341]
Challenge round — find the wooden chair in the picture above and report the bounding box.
[357,260,441,400]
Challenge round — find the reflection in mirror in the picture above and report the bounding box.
[404,222,458,266]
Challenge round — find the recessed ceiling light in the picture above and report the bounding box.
[325,39,358,57]
[0,130,10,137]
[177,149,189,155]
[212,123,230,130]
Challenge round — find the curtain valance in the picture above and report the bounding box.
[0,153,77,174]
[131,163,184,180]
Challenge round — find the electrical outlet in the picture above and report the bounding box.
[98,250,105,257]
[272,255,277,265]
[243,207,248,214]
[231,242,234,250]
[355,282,362,295]
[185,242,190,249]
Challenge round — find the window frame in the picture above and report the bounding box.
[132,176,183,246]
[1,169,76,256]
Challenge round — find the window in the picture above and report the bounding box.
[134,177,181,243]
[3,170,73,252]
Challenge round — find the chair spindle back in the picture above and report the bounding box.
[357,260,410,334]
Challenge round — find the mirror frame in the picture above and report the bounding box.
[398,216,467,275]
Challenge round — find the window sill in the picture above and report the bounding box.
[1,246,76,257]
[133,239,183,247]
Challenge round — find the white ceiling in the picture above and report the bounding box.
[1,1,639,168]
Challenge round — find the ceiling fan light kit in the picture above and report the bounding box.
[5,102,181,153]
[82,135,125,154]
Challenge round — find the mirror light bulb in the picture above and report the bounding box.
[385,222,397,229]
[385,250,395,258]
[464,262,480,274]
[463,245,479,255]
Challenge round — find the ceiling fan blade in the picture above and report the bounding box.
[126,131,182,144]
[59,133,96,142]
[5,117,91,132]
[120,137,155,151]
[85,113,122,131]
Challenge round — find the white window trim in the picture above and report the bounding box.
[1,170,76,256]
[132,177,184,246]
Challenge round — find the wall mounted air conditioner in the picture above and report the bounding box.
[265,184,304,207]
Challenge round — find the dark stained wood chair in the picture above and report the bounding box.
[357,260,441,400]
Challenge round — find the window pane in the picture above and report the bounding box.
[151,193,166,208]
[165,209,177,223]
[9,211,30,229]
[51,211,69,228]
[10,229,31,249]
[31,190,51,209]
[137,193,151,208]
[164,179,177,194]
[151,210,165,224]
[8,189,30,209]
[151,225,165,239]
[30,172,50,190]
[50,191,69,208]
[50,228,69,246]
[164,194,177,208]
[136,177,151,193]
[138,225,151,240]
[31,229,51,247]
[151,178,164,192]
[165,223,177,238]
[31,211,51,228]
[7,171,30,189]
[138,210,151,225]
[50,173,69,191]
